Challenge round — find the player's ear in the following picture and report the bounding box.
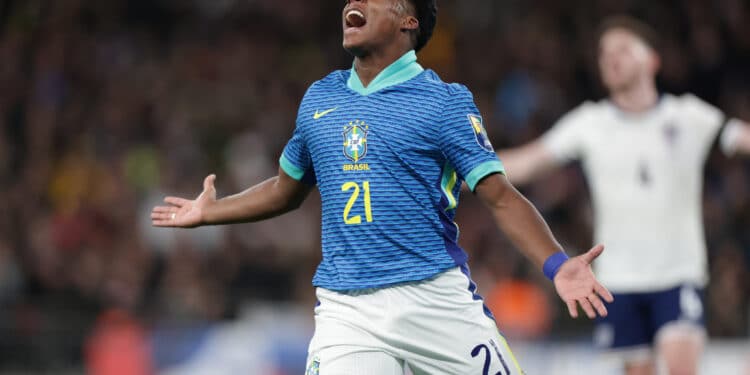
[649,50,661,74]
[400,15,419,32]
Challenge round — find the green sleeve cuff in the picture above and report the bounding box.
[465,160,505,191]
[279,154,306,181]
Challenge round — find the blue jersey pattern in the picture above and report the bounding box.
[281,69,504,291]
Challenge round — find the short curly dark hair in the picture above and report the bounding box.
[406,0,437,52]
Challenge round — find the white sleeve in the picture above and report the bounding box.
[680,94,725,156]
[719,119,745,156]
[541,102,593,162]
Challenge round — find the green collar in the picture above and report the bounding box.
[347,50,424,96]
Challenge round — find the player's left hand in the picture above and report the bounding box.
[553,244,614,319]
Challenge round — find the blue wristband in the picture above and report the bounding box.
[543,251,569,280]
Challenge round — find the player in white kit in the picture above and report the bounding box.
[499,16,750,375]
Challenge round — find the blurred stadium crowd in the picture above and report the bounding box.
[0,0,748,373]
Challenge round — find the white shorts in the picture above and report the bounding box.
[305,266,525,375]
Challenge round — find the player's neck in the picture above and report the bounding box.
[610,80,659,113]
[353,46,412,88]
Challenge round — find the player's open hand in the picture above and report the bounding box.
[151,174,217,228]
[554,244,614,319]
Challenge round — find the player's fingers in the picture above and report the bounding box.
[578,298,597,319]
[151,219,172,227]
[587,294,608,317]
[151,212,175,221]
[152,206,176,214]
[164,196,190,207]
[580,244,605,264]
[566,300,578,318]
[595,282,614,303]
[203,174,216,191]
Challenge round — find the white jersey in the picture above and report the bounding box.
[542,94,738,293]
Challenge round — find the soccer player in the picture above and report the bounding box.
[152,1,613,373]
[498,16,750,375]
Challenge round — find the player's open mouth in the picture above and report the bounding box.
[345,9,367,29]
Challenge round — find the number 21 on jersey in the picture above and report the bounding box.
[341,181,373,224]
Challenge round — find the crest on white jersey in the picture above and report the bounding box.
[305,356,320,375]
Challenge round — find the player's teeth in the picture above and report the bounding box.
[347,10,364,19]
[346,9,365,23]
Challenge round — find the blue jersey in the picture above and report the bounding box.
[280,51,504,291]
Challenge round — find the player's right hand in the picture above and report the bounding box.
[151,174,217,228]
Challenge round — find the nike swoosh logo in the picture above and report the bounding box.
[313,107,338,120]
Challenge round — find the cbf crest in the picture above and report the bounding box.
[468,114,494,152]
[305,357,320,375]
[343,120,369,162]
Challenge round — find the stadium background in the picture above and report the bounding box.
[0,0,747,373]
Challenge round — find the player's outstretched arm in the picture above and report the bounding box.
[151,167,313,228]
[475,173,614,319]
[496,140,559,186]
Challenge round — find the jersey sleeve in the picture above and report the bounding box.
[280,126,316,185]
[679,94,727,156]
[280,95,316,185]
[438,86,504,191]
[541,103,593,162]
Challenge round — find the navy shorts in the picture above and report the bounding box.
[593,284,704,350]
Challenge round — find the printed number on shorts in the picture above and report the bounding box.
[341,181,373,224]
[472,340,511,375]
